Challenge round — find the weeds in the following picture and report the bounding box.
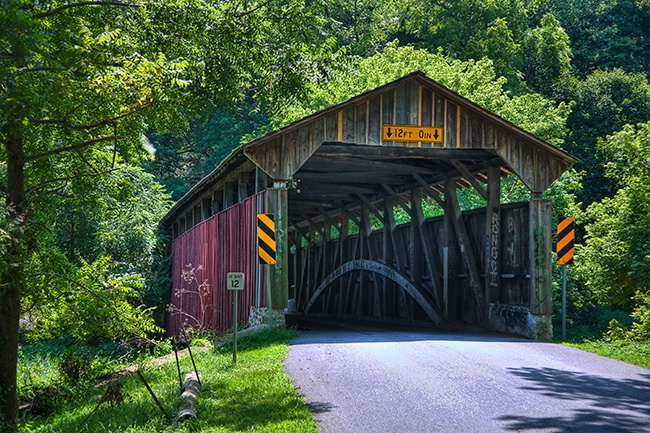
[18,327,318,433]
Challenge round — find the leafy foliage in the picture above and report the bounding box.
[1,0,341,425]
[144,106,269,200]
[555,69,650,205]
[23,253,161,343]
[537,0,650,76]
[576,122,650,337]
[278,42,571,145]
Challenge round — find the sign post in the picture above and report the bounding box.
[227,272,244,363]
[556,217,575,341]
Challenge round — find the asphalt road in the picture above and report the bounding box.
[283,325,650,433]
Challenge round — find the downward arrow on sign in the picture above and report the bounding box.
[386,127,392,137]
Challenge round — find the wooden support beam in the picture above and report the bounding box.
[445,179,485,325]
[412,189,442,308]
[451,160,489,200]
[238,172,248,201]
[315,144,494,160]
[289,157,504,233]
[267,184,289,310]
[288,219,310,243]
[355,193,385,222]
[413,173,445,207]
[381,183,413,218]
[484,165,501,324]
[530,196,553,316]
[410,194,423,284]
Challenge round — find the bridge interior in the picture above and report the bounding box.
[163,72,574,339]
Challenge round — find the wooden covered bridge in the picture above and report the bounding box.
[161,72,574,340]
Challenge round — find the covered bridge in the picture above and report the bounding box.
[161,72,575,340]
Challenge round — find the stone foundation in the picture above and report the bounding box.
[488,304,553,340]
[248,305,285,327]
[532,314,553,341]
[488,304,535,339]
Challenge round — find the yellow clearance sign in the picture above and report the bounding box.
[382,125,443,143]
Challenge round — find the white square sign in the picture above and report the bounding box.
[227,272,245,291]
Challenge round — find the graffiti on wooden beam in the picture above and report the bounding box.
[304,259,442,327]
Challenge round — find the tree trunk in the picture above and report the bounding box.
[0,130,26,432]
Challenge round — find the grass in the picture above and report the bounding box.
[19,327,318,433]
[564,339,650,370]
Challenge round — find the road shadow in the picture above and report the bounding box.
[500,367,650,432]
[305,401,337,414]
[287,319,540,346]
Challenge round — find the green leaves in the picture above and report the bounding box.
[577,121,650,320]
[24,252,162,343]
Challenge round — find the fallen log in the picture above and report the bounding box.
[177,372,201,421]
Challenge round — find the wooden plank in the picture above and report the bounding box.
[368,97,381,145]
[485,166,501,320]
[325,112,338,142]
[446,101,456,148]
[356,102,367,145]
[413,173,445,207]
[530,197,552,315]
[435,95,445,132]
[409,81,418,125]
[421,88,432,127]
[395,85,406,125]
[451,160,489,200]
[344,108,355,143]
[266,186,289,310]
[412,190,442,308]
[445,178,485,325]
[381,183,413,218]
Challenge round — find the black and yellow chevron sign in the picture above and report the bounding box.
[257,213,276,265]
[556,217,575,265]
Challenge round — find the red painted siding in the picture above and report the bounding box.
[166,192,266,337]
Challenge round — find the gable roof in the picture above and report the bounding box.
[162,71,575,227]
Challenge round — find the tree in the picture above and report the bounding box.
[0,0,336,428]
[577,122,650,312]
[311,0,405,56]
[554,69,650,205]
[394,0,575,93]
[278,42,571,146]
[537,0,650,76]
[144,105,269,200]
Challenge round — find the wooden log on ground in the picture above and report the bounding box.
[177,372,201,421]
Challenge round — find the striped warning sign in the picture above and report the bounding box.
[257,213,276,265]
[556,217,575,265]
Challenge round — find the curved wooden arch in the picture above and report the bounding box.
[305,259,442,327]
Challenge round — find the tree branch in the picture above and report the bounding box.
[35,1,139,19]
[29,102,153,132]
[24,135,125,163]
[233,0,273,18]
[26,168,117,197]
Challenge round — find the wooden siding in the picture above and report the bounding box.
[244,75,573,194]
[166,193,266,337]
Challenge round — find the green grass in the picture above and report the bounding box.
[19,327,318,433]
[564,339,650,370]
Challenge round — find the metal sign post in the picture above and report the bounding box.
[556,217,575,341]
[227,272,245,363]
